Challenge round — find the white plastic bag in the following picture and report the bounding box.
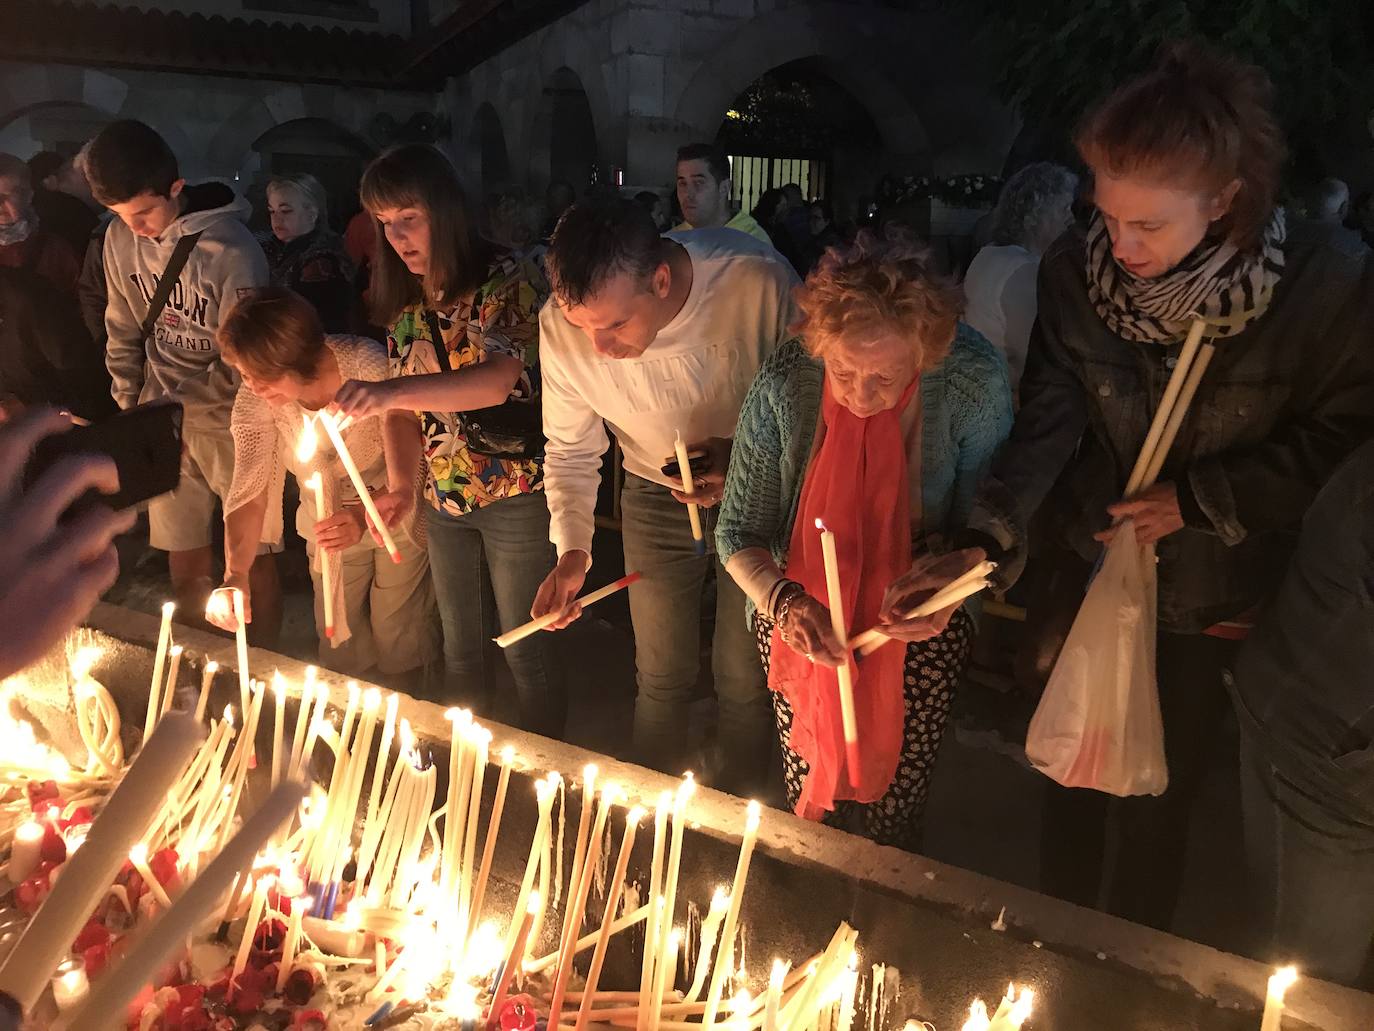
[1024,520,1168,797]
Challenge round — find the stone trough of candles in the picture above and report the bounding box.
[1,601,1372,1031]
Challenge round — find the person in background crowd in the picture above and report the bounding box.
[807,199,845,266]
[485,188,552,307]
[1307,176,1350,224]
[27,150,98,257]
[634,190,670,231]
[963,162,1078,390]
[86,119,280,633]
[334,145,566,736]
[673,143,772,244]
[0,154,81,295]
[717,229,1012,848]
[543,180,576,240]
[259,173,355,333]
[211,287,435,688]
[0,408,136,681]
[1229,438,1374,986]
[0,265,113,422]
[751,188,803,273]
[944,42,1374,933]
[74,144,113,350]
[531,196,799,795]
[779,182,813,262]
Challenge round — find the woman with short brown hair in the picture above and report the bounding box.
[716,228,1013,849]
[210,286,435,685]
[953,42,1374,929]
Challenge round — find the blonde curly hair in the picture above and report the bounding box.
[794,226,963,369]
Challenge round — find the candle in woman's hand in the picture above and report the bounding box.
[316,410,401,563]
[815,519,861,778]
[674,431,706,556]
[303,472,336,639]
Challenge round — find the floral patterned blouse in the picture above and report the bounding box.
[388,253,544,517]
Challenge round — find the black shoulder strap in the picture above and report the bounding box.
[138,230,204,341]
[422,308,453,373]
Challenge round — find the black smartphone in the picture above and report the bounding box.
[25,402,183,512]
[660,448,709,481]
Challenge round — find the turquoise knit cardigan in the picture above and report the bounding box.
[715,324,1014,617]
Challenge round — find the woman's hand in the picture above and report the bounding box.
[1097,482,1184,545]
[777,592,847,667]
[332,379,405,422]
[878,546,987,642]
[361,489,415,546]
[314,506,366,553]
[668,436,731,509]
[207,573,252,631]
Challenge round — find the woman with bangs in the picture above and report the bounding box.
[716,227,1013,850]
[951,43,1374,931]
[332,144,565,735]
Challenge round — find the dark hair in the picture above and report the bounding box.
[547,196,665,307]
[781,182,804,205]
[27,151,66,186]
[218,286,326,381]
[990,162,1078,248]
[360,144,489,327]
[634,190,662,210]
[752,187,785,225]
[675,143,730,184]
[1076,40,1285,251]
[85,120,180,206]
[811,198,835,224]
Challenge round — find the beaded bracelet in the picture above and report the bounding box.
[772,581,807,643]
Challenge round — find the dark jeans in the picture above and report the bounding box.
[619,475,772,797]
[1231,671,1374,985]
[1039,631,1238,929]
[426,492,567,738]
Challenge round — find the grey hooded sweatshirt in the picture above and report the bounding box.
[103,182,267,427]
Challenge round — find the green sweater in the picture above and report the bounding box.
[716,325,1013,615]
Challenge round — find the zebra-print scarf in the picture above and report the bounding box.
[1085,208,1286,344]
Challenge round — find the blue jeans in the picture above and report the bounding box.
[1230,669,1374,985]
[426,492,567,738]
[619,474,772,796]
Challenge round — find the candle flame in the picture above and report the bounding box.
[582,763,598,788]
[296,413,319,463]
[814,518,827,531]
[399,719,414,751]
[205,588,235,625]
[129,842,148,864]
[170,644,183,657]
[711,888,730,911]
[500,744,515,765]
[205,660,218,674]
[746,799,761,831]
[657,789,673,812]
[303,470,321,493]
[69,646,102,681]
[346,680,360,704]
[15,821,43,843]
[272,671,286,697]
[527,890,543,914]
[627,805,646,825]
[161,601,176,618]
[770,958,788,980]
[363,686,381,711]
[224,704,235,727]
[1270,966,1299,999]
[960,999,991,1031]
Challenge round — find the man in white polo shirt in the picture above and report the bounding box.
[533,195,799,795]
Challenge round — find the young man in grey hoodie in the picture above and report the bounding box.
[85,120,280,633]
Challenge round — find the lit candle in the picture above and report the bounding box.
[650,927,682,1031]
[298,674,330,778]
[316,410,402,563]
[232,589,250,714]
[559,764,599,960]
[287,674,314,776]
[276,895,306,992]
[685,888,729,1002]
[503,775,557,969]
[271,672,288,789]
[549,784,619,1030]
[302,472,336,638]
[468,744,512,938]
[50,957,89,1012]
[144,601,175,745]
[7,820,43,882]
[639,790,672,1031]
[494,572,642,649]
[763,959,788,1031]
[0,714,204,1013]
[457,727,490,936]
[703,800,762,1027]
[233,876,269,980]
[490,890,540,1018]
[656,775,694,1010]
[815,519,861,778]
[441,708,473,908]
[674,430,706,556]
[574,806,644,1031]
[159,645,184,719]
[129,843,173,909]
[195,661,218,723]
[1261,967,1298,1031]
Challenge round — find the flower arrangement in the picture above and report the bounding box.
[879,173,1003,208]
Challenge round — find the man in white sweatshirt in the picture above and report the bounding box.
[85,120,278,630]
[533,196,799,794]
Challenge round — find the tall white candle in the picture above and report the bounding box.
[457,726,489,935]
[195,660,218,723]
[468,744,512,938]
[129,842,173,909]
[271,671,288,789]
[317,410,401,563]
[159,645,184,719]
[816,519,861,778]
[303,472,336,638]
[638,790,672,1031]
[1260,967,1298,1031]
[703,800,762,1027]
[276,894,306,992]
[144,601,175,745]
[763,959,788,1031]
[233,876,269,980]
[232,589,250,715]
[656,776,694,1006]
[674,430,706,556]
[650,927,682,1031]
[575,806,644,1031]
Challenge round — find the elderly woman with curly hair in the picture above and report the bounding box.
[716,229,1013,849]
[963,162,1078,389]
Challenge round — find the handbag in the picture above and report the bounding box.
[422,308,544,460]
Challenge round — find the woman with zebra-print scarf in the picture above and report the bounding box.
[943,41,1374,937]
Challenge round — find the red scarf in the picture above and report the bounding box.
[769,374,917,819]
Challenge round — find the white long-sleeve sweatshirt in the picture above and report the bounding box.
[103,182,268,428]
[540,228,800,558]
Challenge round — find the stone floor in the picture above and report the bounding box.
[100,522,1288,980]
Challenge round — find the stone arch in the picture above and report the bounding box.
[672,8,931,162]
[528,65,601,194]
[465,102,511,196]
[204,85,375,182]
[248,116,373,231]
